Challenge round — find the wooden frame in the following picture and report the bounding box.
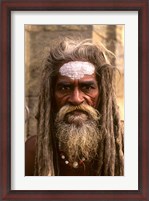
[0,0,148,200]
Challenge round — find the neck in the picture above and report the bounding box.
[58,150,98,176]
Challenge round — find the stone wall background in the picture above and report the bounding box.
[92,25,124,121]
[25,25,124,140]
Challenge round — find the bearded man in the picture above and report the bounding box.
[25,37,124,176]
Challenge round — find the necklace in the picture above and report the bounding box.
[60,152,86,169]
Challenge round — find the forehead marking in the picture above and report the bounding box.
[59,61,95,80]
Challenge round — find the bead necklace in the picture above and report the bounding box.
[60,152,86,169]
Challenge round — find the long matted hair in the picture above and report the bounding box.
[34,37,124,176]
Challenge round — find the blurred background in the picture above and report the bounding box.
[25,25,124,140]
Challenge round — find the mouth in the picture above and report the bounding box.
[64,110,88,126]
[68,109,88,116]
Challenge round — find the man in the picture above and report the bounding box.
[25,37,124,176]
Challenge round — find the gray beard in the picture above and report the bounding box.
[55,109,102,162]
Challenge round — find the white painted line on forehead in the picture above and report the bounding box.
[59,61,95,80]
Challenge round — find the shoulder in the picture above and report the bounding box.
[25,135,37,149]
[25,135,37,176]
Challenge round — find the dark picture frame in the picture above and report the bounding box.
[0,0,148,200]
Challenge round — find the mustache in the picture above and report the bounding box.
[55,103,100,122]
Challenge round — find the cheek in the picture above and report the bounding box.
[54,93,61,108]
[54,92,67,109]
[90,91,100,108]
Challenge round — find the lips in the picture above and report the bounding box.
[68,110,87,116]
[65,110,88,126]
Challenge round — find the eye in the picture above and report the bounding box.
[81,85,94,92]
[58,85,71,91]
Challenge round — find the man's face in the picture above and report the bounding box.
[54,73,99,111]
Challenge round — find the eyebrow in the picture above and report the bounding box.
[56,80,96,86]
[56,81,72,86]
[79,81,97,86]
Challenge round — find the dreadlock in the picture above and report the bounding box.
[34,36,124,176]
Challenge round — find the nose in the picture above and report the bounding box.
[68,88,84,106]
